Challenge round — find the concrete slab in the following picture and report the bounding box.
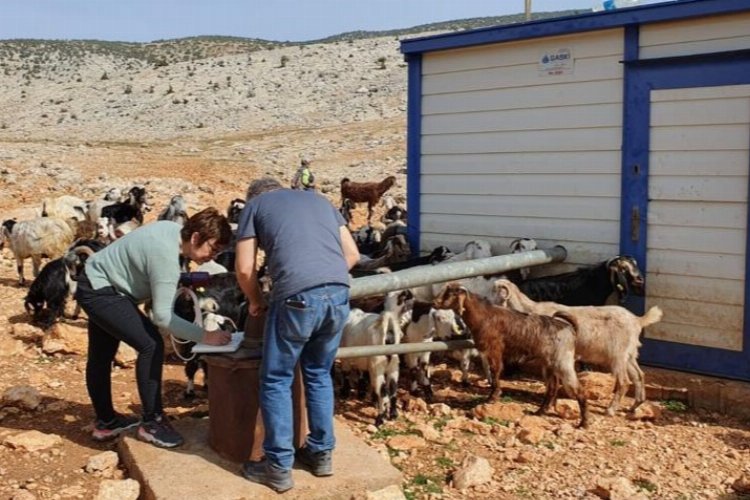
[119,417,402,500]
[642,367,750,420]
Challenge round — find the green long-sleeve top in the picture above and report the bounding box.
[85,221,204,342]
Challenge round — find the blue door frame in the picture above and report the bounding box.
[622,50,750,381]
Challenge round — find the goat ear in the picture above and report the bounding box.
[509,238,521,250]
[496,283,510,301]
[457,293,466,316]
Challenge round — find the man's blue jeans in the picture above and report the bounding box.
[260,283,350,470]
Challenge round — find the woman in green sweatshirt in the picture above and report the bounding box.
[75,207,232,448]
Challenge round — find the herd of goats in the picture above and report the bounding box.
[0,174,663,428]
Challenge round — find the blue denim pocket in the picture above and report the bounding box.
[327,288,350,333]
[279,297,315,342]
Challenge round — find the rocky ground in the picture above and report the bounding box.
[1,33,750,500]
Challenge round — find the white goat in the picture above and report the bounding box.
[494,278,663,415]
[431,308,491,386]
[158,195,189,226]
[41,195,88,221]
[1,218,75,285]
[509,237,538,281]
[443,239,492,263]
[410,239,495,302]
[403,302,436,400]
[339,290,412,424]
[340,308,403,426]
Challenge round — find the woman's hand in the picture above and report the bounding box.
[201,329,232,346]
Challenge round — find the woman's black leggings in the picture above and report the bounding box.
[75,273,164,422]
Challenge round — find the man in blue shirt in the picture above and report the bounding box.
[236,177,359,492]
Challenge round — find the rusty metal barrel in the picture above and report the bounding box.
[203,311,308,463]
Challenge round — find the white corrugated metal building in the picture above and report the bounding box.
[400,0,750,380]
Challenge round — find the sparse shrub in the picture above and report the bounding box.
[279,55,289,68]
[246,89,255,98]
[124,84,132,94]
[147,85,154,94]
[663,400,688,412]
[166,84,174,94]
[100,71,108,80]
[633,479,657,493]
[377,56,386,70]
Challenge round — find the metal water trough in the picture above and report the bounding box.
[336,246,567,359]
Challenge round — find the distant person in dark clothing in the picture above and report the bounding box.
[236,177,359,492]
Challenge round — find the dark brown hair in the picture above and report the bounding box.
[180,207,232,246]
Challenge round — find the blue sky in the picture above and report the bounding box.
[1,0,670,42]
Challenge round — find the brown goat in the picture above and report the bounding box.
[494,278,663,415]
[433,283,589,428]
[340,175,396,222]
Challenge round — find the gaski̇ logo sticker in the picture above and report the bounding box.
[539,48,574,76]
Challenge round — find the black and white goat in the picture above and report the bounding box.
[100,186,150,225]
[226,198,245,230]
[518,255,645,306]
[23,242,100,327]
[340,290,412,426]
[172,272,248,397]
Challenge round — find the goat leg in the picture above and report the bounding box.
[487,354,503,401]
[16,257,25,286]
[388,382,399,420]
[184,358,203,399]
[607,367,629,416]
[459,354,471,386]
[626,356,646,412]
[357,374,369,400]
[558,369,589,428]
[408,366,420,395]
[32,255,42,278]
[339,371,352,398]
[536,373,558,416]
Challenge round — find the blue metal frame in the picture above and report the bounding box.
[619,24,647,315]
[400,0,750,55]
[405,53,422,255]
[398,0,750,377]
[625,52,750,381]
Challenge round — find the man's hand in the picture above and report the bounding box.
[248,297,267,317]
[201,329,232,346]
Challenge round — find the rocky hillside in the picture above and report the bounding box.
[0,10,585,143]
[0,36,405,142]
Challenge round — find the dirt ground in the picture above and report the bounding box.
[1,127,750,499]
